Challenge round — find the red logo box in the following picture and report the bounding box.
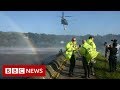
[2,65,46,77]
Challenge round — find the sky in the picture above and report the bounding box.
[0,11,120,36]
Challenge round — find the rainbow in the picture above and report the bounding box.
[0,12,38,55]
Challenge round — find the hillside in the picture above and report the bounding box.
[0,31,120,60]
[0,31,120,48]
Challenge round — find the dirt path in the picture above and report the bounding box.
[58,59,96,79]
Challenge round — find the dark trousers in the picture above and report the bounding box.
[90,63,94,75]
[109,56,117,72]
[82,56,90,78]
[69,54,76,74]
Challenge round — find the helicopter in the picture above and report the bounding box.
[60,12,72,30]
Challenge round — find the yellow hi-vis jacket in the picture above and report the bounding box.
[87,38,99,60]
[79,41,98,63]
[87,39,96,51]
[65,41,78,60]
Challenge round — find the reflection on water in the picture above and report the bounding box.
[0,48,62,64]
[0,47,63,54]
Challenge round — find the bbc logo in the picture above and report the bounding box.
[2,65,46,77]
[5,68,25,74]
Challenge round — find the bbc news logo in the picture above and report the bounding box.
[2,65,46,77]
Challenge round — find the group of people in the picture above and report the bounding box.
[104,39,120,72]
[65,36,120,79]
[65,36,98,79]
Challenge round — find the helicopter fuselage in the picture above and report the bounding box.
[61,18,68,25]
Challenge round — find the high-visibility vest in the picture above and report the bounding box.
[79,42,98,63]
[65,41,78,60]
[87,39,96,51]
[87,39,99,61]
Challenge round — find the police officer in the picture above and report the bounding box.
[87,36,96,51]
[79,40,92,79]
[87,36,97,75]
[65,37,78,77]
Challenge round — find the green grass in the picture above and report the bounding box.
[94,54,120,79]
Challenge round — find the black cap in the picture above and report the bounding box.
[89,35,94,39]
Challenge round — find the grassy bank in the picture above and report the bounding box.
[94,54,120,79]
